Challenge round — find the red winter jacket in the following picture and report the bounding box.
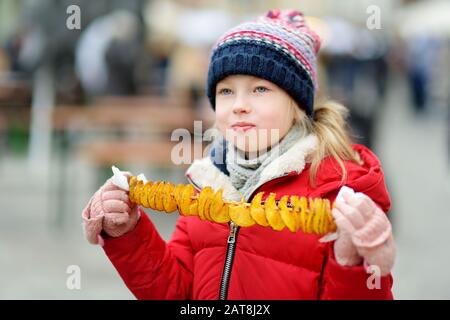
[102,139,394,300]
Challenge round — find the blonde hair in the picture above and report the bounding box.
[292,99,363,187]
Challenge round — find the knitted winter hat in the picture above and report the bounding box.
[206,9,321,117]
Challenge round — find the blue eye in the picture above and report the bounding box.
[218,88,232,95]
[254,86,268,93]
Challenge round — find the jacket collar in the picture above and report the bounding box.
[185,134,318,201]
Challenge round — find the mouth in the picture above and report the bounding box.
[231,122,256,132]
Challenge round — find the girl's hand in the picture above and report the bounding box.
[332,191,396,276]
[82,175,140,246]
[332,225,363,267]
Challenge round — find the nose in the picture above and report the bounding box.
[232,93,252,115]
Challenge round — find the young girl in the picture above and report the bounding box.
[82,9,396,300]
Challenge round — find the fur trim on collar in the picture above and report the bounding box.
[186,157,242,201]
[259,134,317,183]
[185,134,318,201]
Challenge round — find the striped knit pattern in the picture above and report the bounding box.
[206,9,321,117]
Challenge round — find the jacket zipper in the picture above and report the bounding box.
[219,221,239,300]
[187,172,295,300]
[217,173,296,300]
[186,175,240,300]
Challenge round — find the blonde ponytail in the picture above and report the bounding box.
[293,99,363,187]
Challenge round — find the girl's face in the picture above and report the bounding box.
[215,75,297,157]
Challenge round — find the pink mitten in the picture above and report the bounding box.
[82,176,140,246]
[332,225,363,267]
[332,191,396,276]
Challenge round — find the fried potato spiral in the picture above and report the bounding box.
[129,176,337,235]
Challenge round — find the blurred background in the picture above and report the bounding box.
[0,0,449,299]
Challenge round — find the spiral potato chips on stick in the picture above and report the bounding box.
[110,166,337,236]
[130,180,337,237]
